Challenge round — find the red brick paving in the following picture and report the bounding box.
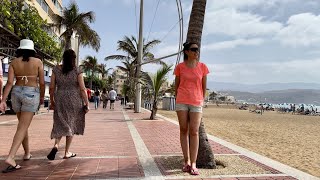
[0,102,300,179]
[239,156,282,174]
[0,103,144,179]
[127,110,239,155]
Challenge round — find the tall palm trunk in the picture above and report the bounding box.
[65,35,72,50]
[150,99,157,120]
[186,0,216,168]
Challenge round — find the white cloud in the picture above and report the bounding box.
[209,0,263,10]
[208,59,320,84]
[208,0,300,10]
[204,8,283,38]
[275,13,320,47]
[202,38,264,51]
[153,44,180,58]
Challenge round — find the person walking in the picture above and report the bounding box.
[174,42,209,176]
[0,39,45,173]
[94,89,100,110]
[47,49,89,161]
[86,88,92,102]
[108,88,117,110]
[101,88,108,109]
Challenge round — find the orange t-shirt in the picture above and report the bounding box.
[174,62,209,106]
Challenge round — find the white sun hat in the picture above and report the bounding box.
[17,39,36,52]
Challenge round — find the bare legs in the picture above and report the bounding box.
[189,112,202,169]
[64,136,74,157]
[51,136,74,158]
[5,112,34,166]
[177,111,190,166]
[16,112,31,160]
[177,111,202,169]
[53,137,62,149]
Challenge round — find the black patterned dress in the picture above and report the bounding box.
[50,66,85,139]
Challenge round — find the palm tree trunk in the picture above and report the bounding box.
[65,35,72,50]
[186,0,216,169]
[186,0,206,48]
[150,100,157,120]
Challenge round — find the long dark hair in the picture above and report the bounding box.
[62,49,76,75]
[183,42,197,61]
[16,49,36,62]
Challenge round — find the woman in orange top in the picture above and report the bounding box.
[174,42,209,175]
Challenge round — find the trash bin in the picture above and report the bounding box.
[44,99,49,107]
[162,97,175,110]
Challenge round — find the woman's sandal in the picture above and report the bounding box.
[47,147,58,160]
[182,164,191,172]
[63,153,76,159]
[2,164,21,173]
[23,154,32,161]
[190,167,200,175]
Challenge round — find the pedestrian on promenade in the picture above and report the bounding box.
[108,88,117,110]
[174,42,209,176]
[47,49,89,160]
[0,39,45,173]
[87,88,92,102]
[94,89,100,109]
[101,88,108,109]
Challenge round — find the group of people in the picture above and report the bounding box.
[0,39,209,176]
[0,39,89,173]
[92,88,117,110]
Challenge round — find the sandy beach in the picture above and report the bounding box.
[158,104,320,177]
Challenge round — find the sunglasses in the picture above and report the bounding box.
[189,48,199,52]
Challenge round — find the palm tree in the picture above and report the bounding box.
[52,2,100,51]
[141,64,172,120]
[105,35,165,105]
[81,56,98,89]
[105,36,163,65]
[97,63,113,79]
[106,75,115,90]
[186,0,216,168]
[115,59,136,102]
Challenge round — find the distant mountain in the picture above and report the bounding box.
[221,89,320,105]
[208,82,320,93]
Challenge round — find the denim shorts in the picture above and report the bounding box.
[11,86,40,113]
[175,103,202,113]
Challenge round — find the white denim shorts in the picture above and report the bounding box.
[175,103,202,113]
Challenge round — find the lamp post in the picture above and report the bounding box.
[135,0,143,113]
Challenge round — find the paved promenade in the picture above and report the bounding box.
[0,102,318,180]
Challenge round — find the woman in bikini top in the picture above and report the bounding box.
[0,39,45,173]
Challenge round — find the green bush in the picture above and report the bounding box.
[0,0,62,61]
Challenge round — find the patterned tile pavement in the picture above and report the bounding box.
[0,102,316,179]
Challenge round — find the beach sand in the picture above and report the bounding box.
[158,104,320,177]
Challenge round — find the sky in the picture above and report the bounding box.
[63,0,320,85]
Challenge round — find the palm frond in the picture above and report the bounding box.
[141,71,153,89]
[153,65,172,97]
[144,39,161,53]
[53,1,100,51]
[105,55,128,61]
